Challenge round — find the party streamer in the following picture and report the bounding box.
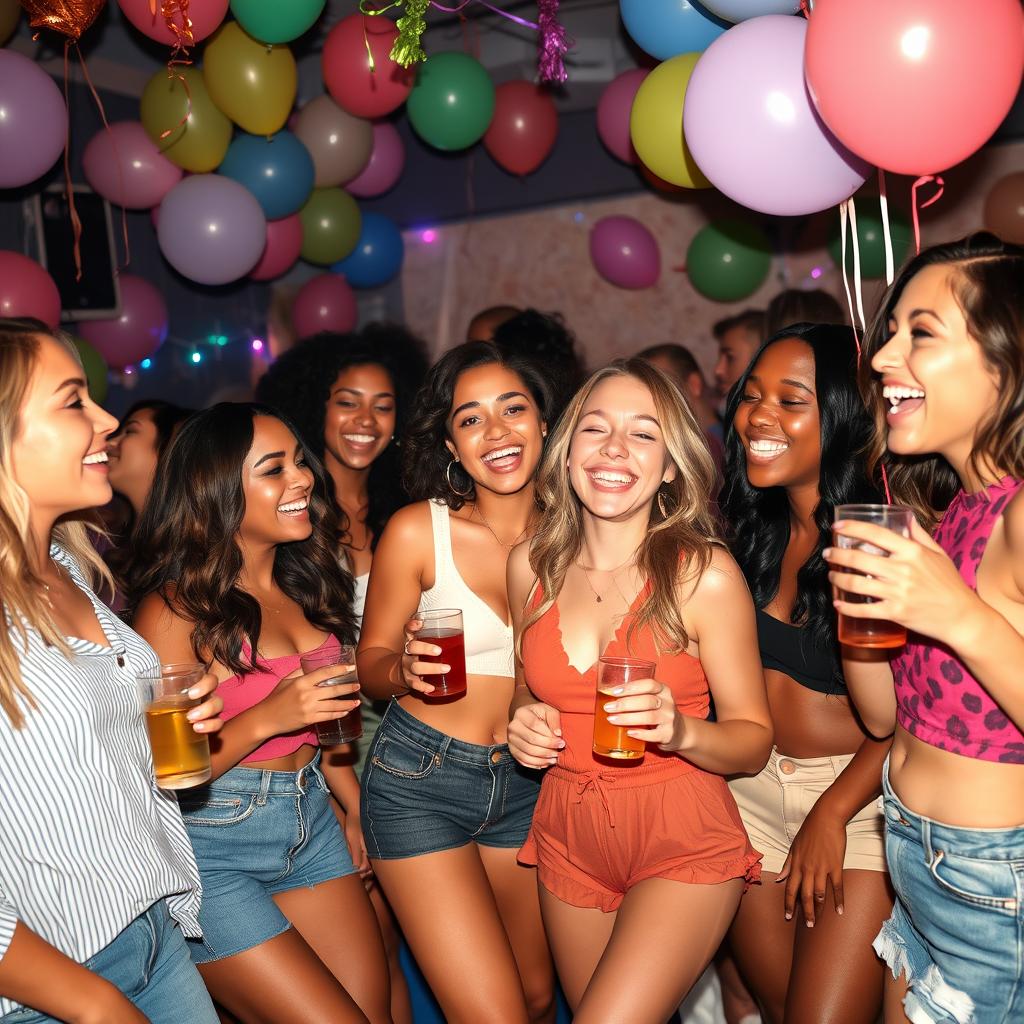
[537,0,569,83]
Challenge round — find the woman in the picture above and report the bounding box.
[721,324,893,1024]
[507,359,772,1024]
[0,318,222,1023]
[132,403,391,1024]
[827,234,1024,1024]
[357,341,556,1023]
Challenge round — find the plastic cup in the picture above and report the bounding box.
[593,656,656,761]
[139,662,211,790]
[299,644,362,746]
[417,608,467,698]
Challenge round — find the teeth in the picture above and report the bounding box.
[482,446,522,462]
[591,470,635,484]
[882,385,925,403]
[343,434,377,444]
[278,499,308,513]
[83,451,108,465]
[749,440,788,453]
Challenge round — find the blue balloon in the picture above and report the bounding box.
[619,0,729,60]
[700,0,799,21]
[331,212,404,289]
[218,131,315,220]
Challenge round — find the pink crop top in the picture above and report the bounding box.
[218,634,338,762]
[892,477,1024,763]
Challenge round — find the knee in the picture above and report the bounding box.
[523,978,555,1024]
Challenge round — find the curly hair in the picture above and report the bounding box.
[129,403,355,675]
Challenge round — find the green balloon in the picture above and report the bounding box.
[71,336,109,406]
[229,0,326,45]
[407,52,495,151]
[300,188,362,266]
[827,211,913,280]
[687,221,771,303]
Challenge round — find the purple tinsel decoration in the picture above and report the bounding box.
[537,0,570,84]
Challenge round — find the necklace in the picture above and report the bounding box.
[471,504,530,551]
[576,551,638,604]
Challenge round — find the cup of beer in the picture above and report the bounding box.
[299,644,362,747]
[139,663,212,790]
[833,503,915,649]
[416,608,467,698]
[593,656,657,761]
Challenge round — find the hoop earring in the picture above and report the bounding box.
[657,489,669,519]
[446,459,472,497]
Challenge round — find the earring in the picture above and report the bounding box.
[446,458,472,497]
[657,489,669,518]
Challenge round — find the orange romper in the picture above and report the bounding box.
[518,586,761,911]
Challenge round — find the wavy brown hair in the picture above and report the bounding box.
[521,359,718,656]
[860,233,1024,530]
[129,403,355,674]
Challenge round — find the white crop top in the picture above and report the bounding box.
[418,500,514,678]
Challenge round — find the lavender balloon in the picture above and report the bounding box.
[683,16,869,217]
[0,51,69,188]
[590,216,660,290]
[157,175,267,286]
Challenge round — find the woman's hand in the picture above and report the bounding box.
[185,672,223,734]
[604,678,688,752]
[777,801,849,928]
[343,810,372,879]
[398,617,449,696]
[507,703,564,768]
[264,664,360,735]
[74,982,150,1024]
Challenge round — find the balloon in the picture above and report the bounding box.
[230,0,324,44]
[157,175,267,285]
[78,275,167,369]
[345,122,405,198]
[984,172,1024,245]
[407,52,495,151]
[70,335,108,404]
[589,216,660,289]
[483,81,558,177]
[597,68,648,164]
[629,54,709,190]
[827,210,913,280]
[641,164,687,194]
[141,67,232,172]
[0,0,21,45]
[620,0,727,61]
[293,96,373,188]
[21,0,103,39]
[805,0,1024,176]
[82,121,182,210]
[0,252,61,326]
[700,0,798,20]
[250,213,303,281]
[203,21,297,136]
[687,221,771,302]
[116,0,228,45]
[331,212,404,289]
[684,17,869,216]
[293,273,357,337]
[299,188,361,266]
[0,51,68,188]
[322,13,415,119]
[218,131,314,220]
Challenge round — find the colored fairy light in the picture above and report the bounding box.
[140,358,152,369]
[191,351,202,364]
[123,365,134,375]
[420,229,437,243]
[251,338,264,352]
[810,266,823,279]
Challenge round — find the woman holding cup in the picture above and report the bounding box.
[507,359,772,1023]
[132,403,391,1024]
[827,234,1024,1024]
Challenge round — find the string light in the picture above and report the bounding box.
[140,358,152,369]
[251,338,264,353]
[190,350,202,364]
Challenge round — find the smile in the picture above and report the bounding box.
[342,434,379,445]
[278,498,309,515]
[882,384,926,418]
[586,469,637,489]
[482,445,523,463]
[747,439,789,462]
[83,451,109,465]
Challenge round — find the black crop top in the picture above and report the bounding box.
[756,608,844,695]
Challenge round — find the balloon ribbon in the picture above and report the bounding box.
[911,175,944,255]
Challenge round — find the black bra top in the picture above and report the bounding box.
[756,608,844,695]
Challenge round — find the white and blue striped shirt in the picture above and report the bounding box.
[0,545,202,1015]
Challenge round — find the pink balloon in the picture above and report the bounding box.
[83,122,183,210]
[293,274,357,337]
[150,204,160,230]
[589,216,660,289]
[0,251,61,326]
[78,275,168,370]
[0,51,69,189]
[596,69,649,164]
[116,0,229,45]
[250,214,303,281]
[345,122,405,197]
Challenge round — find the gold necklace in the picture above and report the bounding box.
[576,551,637,604]
[472,504,530,550]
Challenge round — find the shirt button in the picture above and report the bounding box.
[490,751,502,764]
[116,656,126,668]
[778,759,796,775]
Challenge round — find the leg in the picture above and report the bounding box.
[883,971,912,1024]
[272,874,392,1024]
[372,847,531,1024]
[715,949,760,1024]
[367,879,413,1024]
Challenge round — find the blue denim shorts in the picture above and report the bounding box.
[360,700,542,859]
[875,758,1024,1024]
[179,751,357,964]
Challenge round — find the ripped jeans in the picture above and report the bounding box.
[875,758,1024,1024]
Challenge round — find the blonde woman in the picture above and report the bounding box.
[507,359,773,1024]
[0,318,223,1024]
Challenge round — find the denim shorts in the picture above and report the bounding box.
[0,901,218,1024]
[874,758,1024,1023]
[179,751,357,964]
[361,700,542,859]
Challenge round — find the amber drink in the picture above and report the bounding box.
[140,663,211,790]
[593,657,656,761]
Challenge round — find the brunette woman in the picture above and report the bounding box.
[132,403,391,1024]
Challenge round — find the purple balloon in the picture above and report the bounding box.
[157,175,267,285]
[590,216,660,289]
[0,51,69,188]
[683,16,869,216]
[79,275,168,370]
[345,122,405,197]
[597,69,649,164]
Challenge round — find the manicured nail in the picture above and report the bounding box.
[611,686,624,695]
[554,728,563,737]
[822,547,833,558]
[806,920,814,928]
[837,906,844,916]
[603,702,617,712]
[186,708,200,721]
[557,740,566,748]
[433,646,442,656]
[785,912,792,920]
[441,664,450,672]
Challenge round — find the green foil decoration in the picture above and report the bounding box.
[390,0,430,67]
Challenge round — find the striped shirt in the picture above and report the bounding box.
[0,545,202,1015]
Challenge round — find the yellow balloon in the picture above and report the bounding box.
[141,68,232,173]
[0,0,21,46]
[203,22,297,136]
[629,53,711,190]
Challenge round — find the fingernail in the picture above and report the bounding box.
[837,906,844,916]
[433,647,442,656]
[441,664,450,672]
[603,702,617,712]
[187,687,201,700]
[806,921,814,928]
[554,729,563,737]
[192,722,206,732]
[557,740,566,748]
[822,547,833,558]
[607,716,620,724]
[611,686,624,695]
[186,708,200,721]
[785,912,792,920]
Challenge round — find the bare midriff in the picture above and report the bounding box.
[240,744,320,772]
[397,672,515,746]
[766,669,869,759]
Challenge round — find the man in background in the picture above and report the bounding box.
[466,304,521,342]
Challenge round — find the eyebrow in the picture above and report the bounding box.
[581,409,662,427]
[333,386,395,398]
[54,377,87,394]
[747,374,813,395]
[253,450,286,468]
[890,308,946,326]
[450,391,529,420]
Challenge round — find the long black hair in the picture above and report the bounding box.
[720,323,879,685]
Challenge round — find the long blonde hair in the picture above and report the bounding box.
[0,318,111,728]
[521,359,718,655]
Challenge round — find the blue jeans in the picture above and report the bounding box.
[0,901,217,1024]
[875,758,1024,1023]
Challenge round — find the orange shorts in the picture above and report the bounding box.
[519,758,761,912]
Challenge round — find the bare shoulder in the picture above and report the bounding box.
[378,501,435,550]
[686,544,749,603]
[132,588,197,658]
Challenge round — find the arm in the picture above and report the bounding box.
[321,757,371,876]
[840,648,897,739]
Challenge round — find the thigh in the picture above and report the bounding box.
[884,971,912,1024]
